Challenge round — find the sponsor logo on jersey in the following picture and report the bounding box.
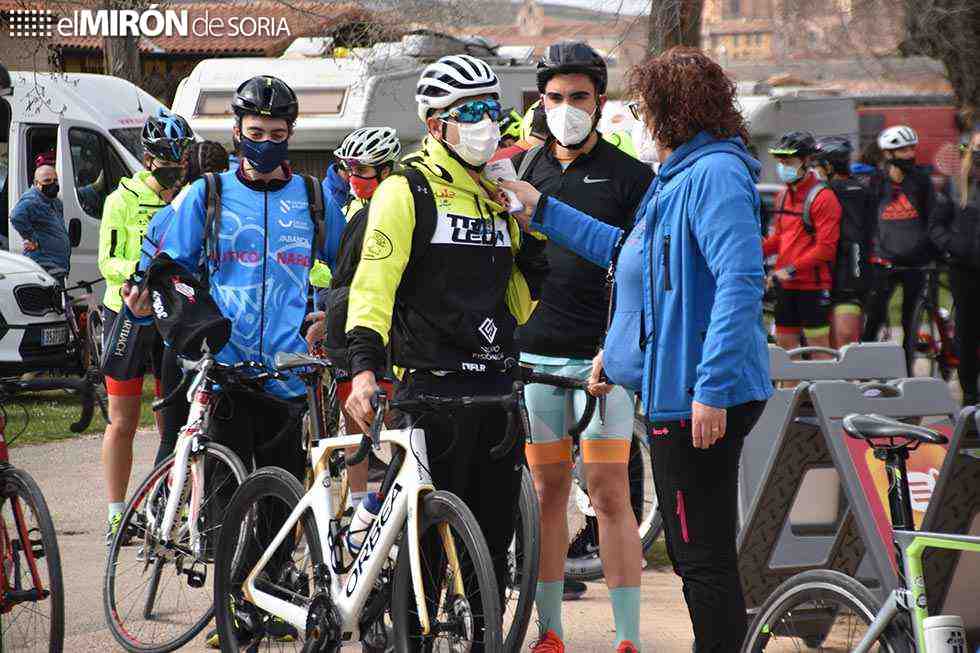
[363,230,393,260]
[461,362,486,372]
[172,276,196,303]
[276,252,311,267]
[478,317,498,343]
[432,213,511,247]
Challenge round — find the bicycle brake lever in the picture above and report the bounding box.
[598,394,607,426]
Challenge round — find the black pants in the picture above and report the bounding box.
[951,265,980,403]
[154,346,189,466]
[395,372,521,652]
[648,401,765,653]
[862,264,927,375]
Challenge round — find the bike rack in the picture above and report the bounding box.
[738,343,907,593]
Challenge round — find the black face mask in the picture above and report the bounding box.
[152,165,183,189]
[889,158,916,174]
[39,182,59,199]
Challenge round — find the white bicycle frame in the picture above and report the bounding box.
[242,427,445,643]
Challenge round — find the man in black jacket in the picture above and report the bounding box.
[862,125,938,374]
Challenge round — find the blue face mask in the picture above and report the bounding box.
[776,162,803,184]
[240,136,289,173]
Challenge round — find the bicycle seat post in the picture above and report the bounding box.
[876,444,916,541]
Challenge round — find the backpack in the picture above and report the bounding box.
[789,180,874,296]
[322,168,436,364]
[200,172,326,280]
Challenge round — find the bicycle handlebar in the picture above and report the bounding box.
[151,357,285,412]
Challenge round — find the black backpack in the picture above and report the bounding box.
[322,168,436,364]
[793,179,874,296]
[200,172,326,280]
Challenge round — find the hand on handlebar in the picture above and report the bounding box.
[587,350,613,397]
[346,370,381,433]
[304,311,326,352]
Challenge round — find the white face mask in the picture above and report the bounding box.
[546,103,595,148]
[631,120,659,165]
[444,117,500,167]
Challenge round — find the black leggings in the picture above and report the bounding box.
[154,346,189,466]
[950,265,980,402]
[862,264,927,375]
[648,401,765,653]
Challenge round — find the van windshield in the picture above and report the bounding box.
[110,127,144,160]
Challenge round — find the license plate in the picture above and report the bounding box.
[41,326,68,347]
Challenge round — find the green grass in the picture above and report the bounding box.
[886,273,954,327]
[5,376,158,447]
[645,537,671,569]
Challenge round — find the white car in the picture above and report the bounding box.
[0,251,69,376]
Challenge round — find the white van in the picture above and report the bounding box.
[1,72,166,285]
[172,35,540,176]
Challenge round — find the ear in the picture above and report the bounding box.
[425,114,442,139]
[379,166,391,181]
[598,95,607,112]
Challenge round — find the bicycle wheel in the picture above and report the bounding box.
[391,490,504,652]
[742,569,909,652]
[504,468,539,651]
[565,422,661,582]
[103,441,248,652]
[0,467,64,653]
[213,466,323,652]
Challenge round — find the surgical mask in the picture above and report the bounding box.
[444,117,500,167]
[350,175,379,199]
[546,103,595,148]
[39,182,59,199]
[151,165,182,189]
[241,136,289,174]
[631,121,659,165]
[777,162,803,184]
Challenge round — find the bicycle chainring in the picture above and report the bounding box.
[305,592,342,650]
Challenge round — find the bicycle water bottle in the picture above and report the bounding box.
[923,615,968,653]
[346,492,382,554]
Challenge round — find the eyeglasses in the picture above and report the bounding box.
[626,101,641,121]
[439,98,503,124]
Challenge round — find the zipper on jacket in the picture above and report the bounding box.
[676,490,690,543]
[662,234,672,291]
[259,191,268,359]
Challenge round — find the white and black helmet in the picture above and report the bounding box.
[415,54,501,122]
[878,125,918,151]
[336,127,401,167]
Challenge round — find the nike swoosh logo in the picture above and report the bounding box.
[583,176,611,184]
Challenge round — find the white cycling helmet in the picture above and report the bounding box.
[335,127,401,167]
[878,125,918,151]
[415,54,501,122]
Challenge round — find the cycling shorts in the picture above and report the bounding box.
[522,355,634,465]
[831,289,864,313]
[101,307,164,397]
[774,288,831,337]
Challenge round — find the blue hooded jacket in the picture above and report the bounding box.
[9,187,70,274]
[322,163,350,208]
[532,131,772,420]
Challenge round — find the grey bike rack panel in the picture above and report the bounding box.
[809,378,959,599]
[919,406,980,637]
[738,343,907,585]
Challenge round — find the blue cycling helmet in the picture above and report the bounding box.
[142,108,195,163]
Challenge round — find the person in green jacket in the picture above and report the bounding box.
[99,108,193,545]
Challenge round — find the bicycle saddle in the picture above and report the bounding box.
[274,351,330,371]
[842,413,948,446]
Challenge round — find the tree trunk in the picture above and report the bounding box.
[101,0,141,84]
[648,0,704,55]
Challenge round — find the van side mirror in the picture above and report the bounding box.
[68,218,82,247]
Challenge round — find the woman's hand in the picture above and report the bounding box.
[305,311,326,351]
[587,350,613,397]
[122,281,152,318]
[691,401,726,449]
[498,180,541,230]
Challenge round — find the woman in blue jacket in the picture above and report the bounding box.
[503,47,772,652]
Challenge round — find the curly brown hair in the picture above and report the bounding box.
[180,140,229,187]
[627,47,748,150]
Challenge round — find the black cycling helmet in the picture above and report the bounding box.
[142,108,195,163]
[0,63,12,97]
[769,130,817,158]
[536,41,608,95]
[232,75,299,124]
[813,136,853,171]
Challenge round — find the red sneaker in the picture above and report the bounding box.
[616,641,640,653]
[531,630,565,652]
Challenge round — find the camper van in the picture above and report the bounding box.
[1,71,166,284]
[172,35,540,176]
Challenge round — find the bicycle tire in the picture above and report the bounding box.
[103,441,248,653]
[213,466,323,652]
[390,490,504,653]
[0,467,65,653]
[742,569,909,653]
[505,468,539,651]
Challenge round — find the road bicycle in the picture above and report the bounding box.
[0,388,64,651]
[212,355,539,652]
[103,354,288,652]
[742,412,980,652]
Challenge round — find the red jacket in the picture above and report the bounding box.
[763,172,842,290]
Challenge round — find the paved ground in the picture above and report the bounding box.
[16,429,695,652]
